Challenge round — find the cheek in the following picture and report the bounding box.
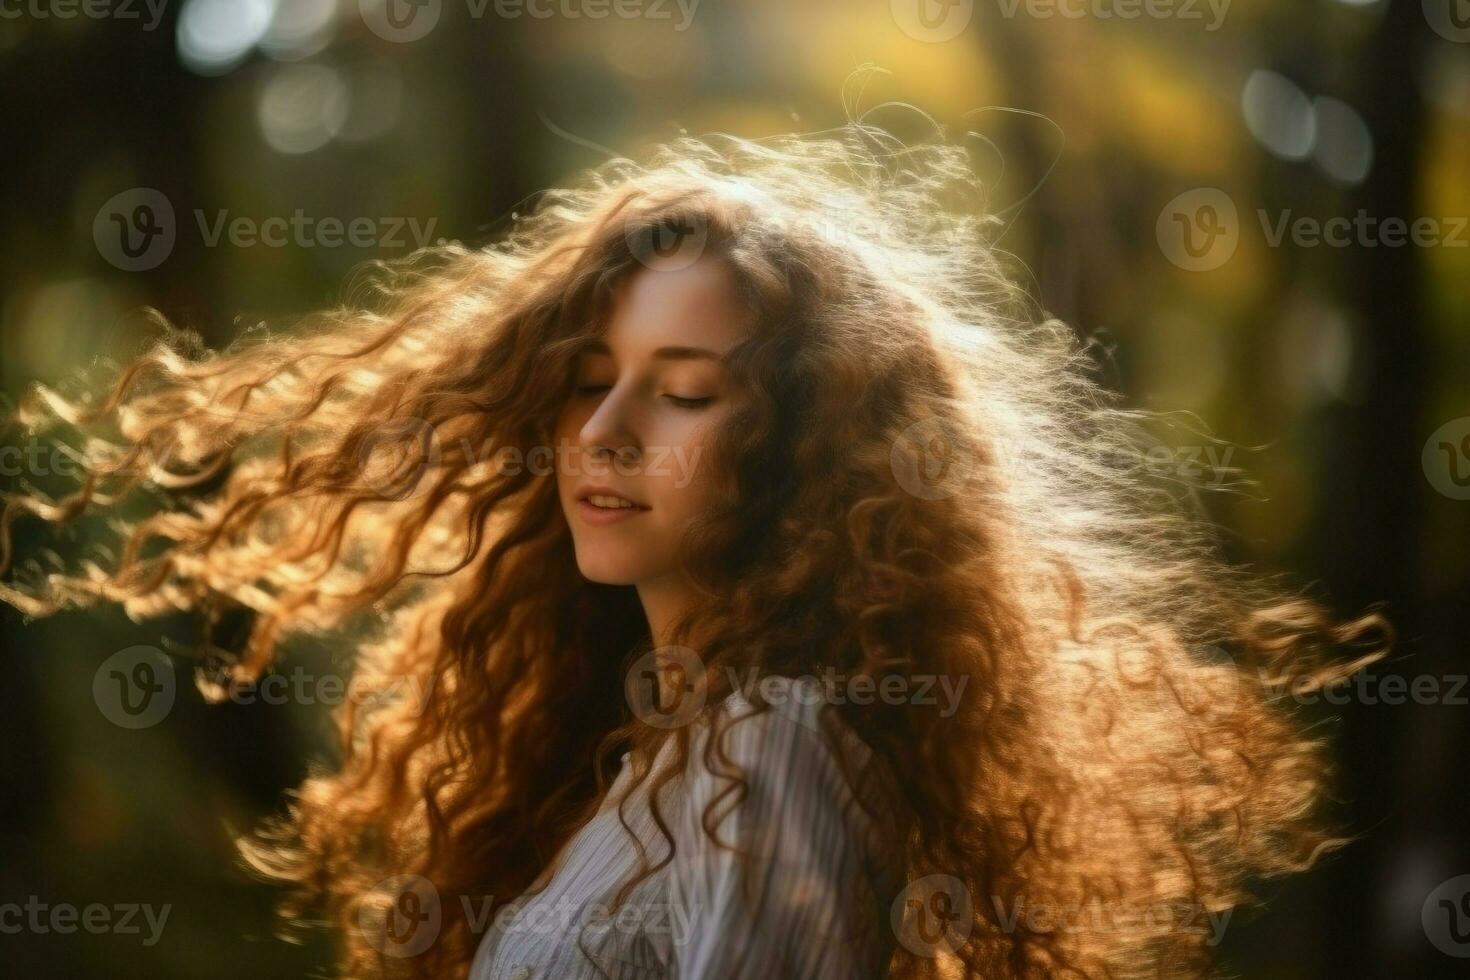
[644,416,725,515]
[552,408,584,482]
[552,403,583,444]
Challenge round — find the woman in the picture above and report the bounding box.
[0,122,1390,979]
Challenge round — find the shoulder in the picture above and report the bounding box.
[709,674,866,761]
[668,675,907,970]
[682,674,891,822]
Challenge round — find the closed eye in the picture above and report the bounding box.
[664,394,715,409]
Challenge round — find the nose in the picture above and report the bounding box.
[577,383,642,467]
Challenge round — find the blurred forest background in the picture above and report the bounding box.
[1,0,1467,977]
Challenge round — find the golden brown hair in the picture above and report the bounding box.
[0,118,1390,978]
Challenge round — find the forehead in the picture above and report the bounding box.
[596,257,752,357]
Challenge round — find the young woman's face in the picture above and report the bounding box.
[554,256,751,587]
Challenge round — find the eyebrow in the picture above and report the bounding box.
[580,339,730,362]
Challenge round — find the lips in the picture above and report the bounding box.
[584,493,641,510]
[573,485,650,525]
[575,485,648,509]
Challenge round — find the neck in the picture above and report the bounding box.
[635,572,700,648]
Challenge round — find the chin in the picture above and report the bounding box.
[572,551,646,586]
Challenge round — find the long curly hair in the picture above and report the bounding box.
[0,117,1390,979]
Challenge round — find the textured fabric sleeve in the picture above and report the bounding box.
[668,680,893,979]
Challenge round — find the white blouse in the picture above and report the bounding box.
[467,675,903,979]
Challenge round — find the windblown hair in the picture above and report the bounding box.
[0,117,1389,979]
